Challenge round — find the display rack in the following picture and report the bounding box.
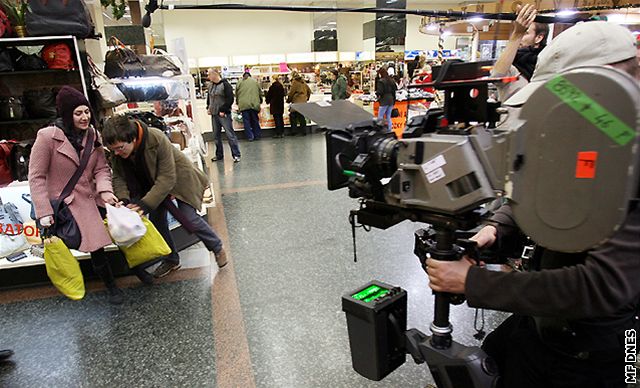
[0,35,91,140]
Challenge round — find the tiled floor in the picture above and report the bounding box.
[0,133,510,388]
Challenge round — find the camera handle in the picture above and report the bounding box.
[411,227,499,388]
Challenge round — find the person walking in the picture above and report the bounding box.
[102,115,229,278]
[28,86,128,304]
[207,68,241,163]
[375,68,397,133]
[235,72,264,141]
[330,69,348,101]
[265,75,286,138]
[286,72,312,136]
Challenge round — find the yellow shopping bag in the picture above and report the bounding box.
[119,217,171,268]
[44,237,85,300]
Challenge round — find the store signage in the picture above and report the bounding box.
[425,49,459,59]
[404,50,425,60]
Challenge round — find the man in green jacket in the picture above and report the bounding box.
[103,115,228,278]
[235,72,264,141]
[330,69,349,101]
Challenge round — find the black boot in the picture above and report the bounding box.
[134,266,154,285]
[0,349,13,361]
[91,248,124,305]
[107,286,124,305]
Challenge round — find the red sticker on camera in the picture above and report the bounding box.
[575,151,597,179]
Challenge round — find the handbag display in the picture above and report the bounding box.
[15,53,48,71]
[0,97,25,120]
[104,37,145,79]
[44,236,85,300]
[119,217,171,268]
[23,88,57,118]
[117,83,169,102]
[48,128,95,250]
[140,49,183,77]
[86,56,126,108]
[26,0,95,38]
[41,43,75,70]
[10,139,34,182]
[0,141,15,186]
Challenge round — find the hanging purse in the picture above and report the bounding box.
[87,55,126,108]
[104,36,145,79]
[23,88,57,118]
[47,128,95,250]
[0,97,25,120]
[140,48,183,77]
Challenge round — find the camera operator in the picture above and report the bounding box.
[427,22,640,388]
[492,4,548,102]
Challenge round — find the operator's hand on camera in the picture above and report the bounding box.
[513,4,537,37]
[470,225,497,248]
[100,192,118,206]
[426,258,472,294]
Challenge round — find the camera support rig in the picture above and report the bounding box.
[347,199,498,387]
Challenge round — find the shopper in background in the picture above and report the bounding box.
[29,86,127,304]
[407,55,421,82]
[207,68,241,163]
[265,75,286,138]
[102,115,229,278]
[375,68,397,133]
[235,71,264,141]
[330,69,348,101]
[286,72,312,136]
[386,63,395,77]
[492,4,549,101]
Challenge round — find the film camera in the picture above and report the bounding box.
[294,62,640,388]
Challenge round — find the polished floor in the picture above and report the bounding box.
[0,134,510,388]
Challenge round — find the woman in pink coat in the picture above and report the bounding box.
[28,86,126,304]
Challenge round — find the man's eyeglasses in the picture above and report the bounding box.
[109,143,128,153]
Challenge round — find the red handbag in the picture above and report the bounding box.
[42,43,75,70]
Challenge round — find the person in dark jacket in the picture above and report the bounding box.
[426,22,640,388]
[375,68,397,133]
[103,115,229,278]
[265,75,286,138]
[207,68,241,163]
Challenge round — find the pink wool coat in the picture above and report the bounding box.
[28,125,114,252]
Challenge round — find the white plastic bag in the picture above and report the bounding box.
[105,204,147,247]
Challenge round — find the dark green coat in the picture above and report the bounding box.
[111,126,209,211]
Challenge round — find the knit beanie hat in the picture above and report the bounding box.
[56,85,95,130]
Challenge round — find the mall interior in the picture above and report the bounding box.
[0,0,639,387]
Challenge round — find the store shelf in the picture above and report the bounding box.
[0,69,79,77]
[0,118,54,125]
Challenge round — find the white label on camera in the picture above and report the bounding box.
[427,168,445,183]
[424,155,446,174]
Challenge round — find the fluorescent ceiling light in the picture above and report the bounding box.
[468,17,483,22]
[556,10,577,17]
